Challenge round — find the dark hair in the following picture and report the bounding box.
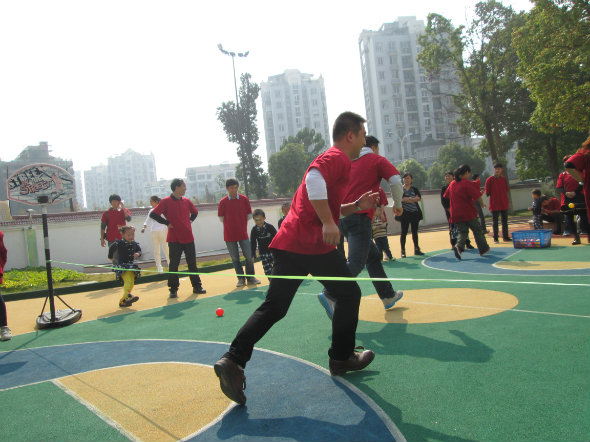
[365,135,380,148]
[281,201,291,209]
[403,172,413,179]
[170,178,184,191]
[332,111,366,142]
[225,178,239,188]
[454,164,471,181]
[532,189,542,197]
[252,208,265,218]
[445,171,454,176]
[109,194,121,203]
[494,162,503,168]
[120,225,135,234]
[472,173,479,180]
[150,195,161,203]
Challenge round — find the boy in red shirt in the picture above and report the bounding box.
[149,178,206,297]
[485,163,511,243]
[100,194,131,248]
[444,164,490,259]
[214,112,379,406]
[218,178,260,287]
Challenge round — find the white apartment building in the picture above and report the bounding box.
[84,149,157,210]
[260,69,331,162]
[359,17,470,169]
[185,162,239,201]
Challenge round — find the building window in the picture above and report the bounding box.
[386,143,393,153]
[377,57,384,65]
[378,71,385,80]
[384,115,390,124]
[380,86,387,94]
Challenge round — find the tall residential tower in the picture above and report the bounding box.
[260,69,330,162]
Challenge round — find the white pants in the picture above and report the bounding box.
[151,230,169,267]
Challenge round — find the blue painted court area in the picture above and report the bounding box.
[423,247,590,276]
[0,340,402,442]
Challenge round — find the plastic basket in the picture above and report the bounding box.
[512,229,552,248]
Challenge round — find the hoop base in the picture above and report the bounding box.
[36,309,82,328]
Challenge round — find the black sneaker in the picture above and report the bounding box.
[169,290,178,298]
[214,357,247,405]
[414,249,425,256]
[329,347,375,376]
[503,236,512,242]
[466,243,475,249]
[193,286,206,294]
[479,246,491,256]
[453,246,463,260]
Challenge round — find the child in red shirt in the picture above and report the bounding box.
[444,164,490,260]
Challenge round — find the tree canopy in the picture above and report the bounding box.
[268,143,309,196]
[216,73,268,199]
[398,159,428,189]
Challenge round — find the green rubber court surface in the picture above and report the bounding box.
[1,242,589,442]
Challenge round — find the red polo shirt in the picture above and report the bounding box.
[152,195,198,244]
[270,146,351,255]
[543,197,561,214]
[342,150,399,219]
[556,171,582,204]
[566,151,590,219]
[485,175,509,211]
[218,194,252,242]
[101,208,131,242]
[444,178,482,223]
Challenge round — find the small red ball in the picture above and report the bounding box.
[216,308,224,317]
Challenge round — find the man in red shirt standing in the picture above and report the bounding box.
[218,179,260,288]
[485,163,511,243]
[100,194,131,248]
[149,178,206,297]
[214,112,379,406]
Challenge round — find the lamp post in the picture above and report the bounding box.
[218,43,250,197]
[398,132,413,162]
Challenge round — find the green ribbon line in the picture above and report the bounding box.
[50,260,590,287]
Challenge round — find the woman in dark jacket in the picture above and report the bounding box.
[398,172,424,257]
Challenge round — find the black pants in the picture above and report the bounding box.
[167,241,202,290]
[400,216,420,252]
[542,214,563,233]
[492,210,509,240]
[224,249,361,367]
[0,290,7,327]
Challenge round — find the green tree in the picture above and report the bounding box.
[438,142,486,175]
[280,127,327,160]
[427,161,446,189]
[398,159,428,189]
[513,0,590,133]
[268,143,309,196]
[417,1,529,166]
[217,73,268,199]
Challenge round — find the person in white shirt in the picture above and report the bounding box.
[141,195,170,273]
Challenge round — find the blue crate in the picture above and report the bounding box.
[512,229,552,248]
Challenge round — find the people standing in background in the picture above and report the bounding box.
[250,209,277,275]
[218,178,260,288]
[485,163,511,243]
[398,172,424,257]
[141,195,169,272]
[277,202,291,229]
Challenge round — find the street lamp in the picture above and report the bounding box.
[398,132,413,162]
[218,43,250,197]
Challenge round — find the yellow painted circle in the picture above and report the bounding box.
[358,288,519,324]
[57,363,229,442]
[495,261,589,270]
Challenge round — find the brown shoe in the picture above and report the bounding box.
[329,347,375,376]
[214,357,247,405]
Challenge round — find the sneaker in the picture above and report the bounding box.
[246,277,261,285]
[214,357,247,405]
[503,236,512,241]
[169,290,178,298]
[466,243,475,250]
[0,326,12,341]
[156,265,163,273]
[236,278,245,288]
[119,299,133,307]
[318,292,335,320]
[562,231,571,236]
[193,286,207,294]
[493,239,499,244]
[453,246,463,260]
[401,251,406,258]
[414,249,425,256]
[329,347,375,376]
[382,291,403,310]
[479,246,491,256]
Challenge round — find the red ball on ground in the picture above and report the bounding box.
[216,308,224,317]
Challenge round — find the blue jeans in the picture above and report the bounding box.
[226,240,255,279]
[325,213,395,300]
